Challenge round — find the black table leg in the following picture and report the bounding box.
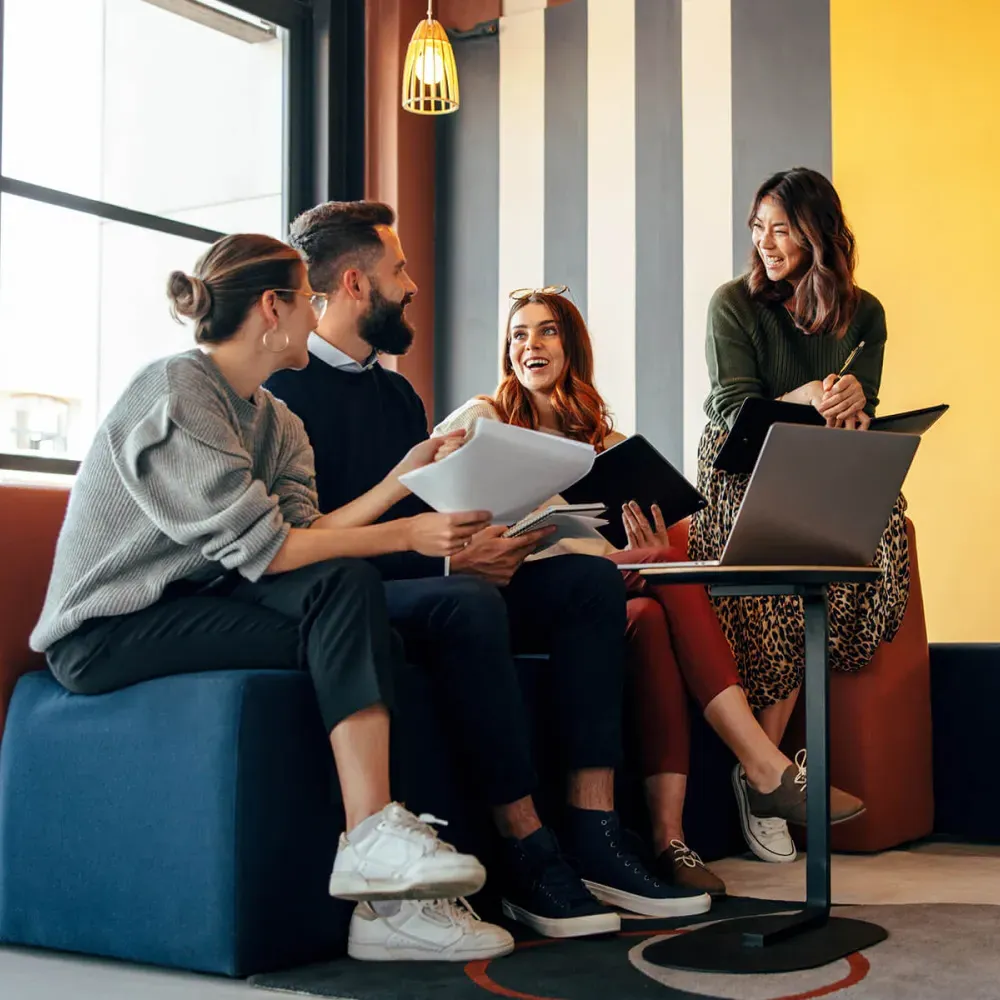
[643,584,888,973]
[738,585,830,948]
[804,583,832,914]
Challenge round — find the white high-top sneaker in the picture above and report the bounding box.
[348,899,514,962]
[329,803,487,901]
[732,765,797,864]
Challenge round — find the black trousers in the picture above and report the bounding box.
[46,559,397,735]
[383,554,627,807]
[48,554,627,811]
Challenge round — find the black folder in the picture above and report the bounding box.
[713,398,949,475]
[870,404,949,434]
[561,435,707,550]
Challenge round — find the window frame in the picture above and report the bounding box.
[0,0,364,475]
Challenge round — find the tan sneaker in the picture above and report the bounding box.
[745,750,865,827]
[656,840,727,898]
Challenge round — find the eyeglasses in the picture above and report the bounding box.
[274,289,329,319]
[508,284,569,301]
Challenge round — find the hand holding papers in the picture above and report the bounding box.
[398,419,596,523]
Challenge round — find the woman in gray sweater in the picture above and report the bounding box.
[30,233,494,918]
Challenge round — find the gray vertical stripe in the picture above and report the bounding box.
[434,34,501,422]
[544,0,587,318]
[635,0,684,466]
[730,0,832,274]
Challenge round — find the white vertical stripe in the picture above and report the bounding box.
[498,9,546,364]
[681,0,733,479]
[503,0,546,14]
[587,0,637,436]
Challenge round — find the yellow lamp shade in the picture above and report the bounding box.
[402,17,459,115]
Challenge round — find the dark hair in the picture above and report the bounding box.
[488,292,615,450]
[167,233,303,344]
[288,200,396,294]
[746,168,860,338]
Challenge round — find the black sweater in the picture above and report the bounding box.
[265,356,444,579]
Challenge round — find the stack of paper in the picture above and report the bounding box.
[399,418,596,523]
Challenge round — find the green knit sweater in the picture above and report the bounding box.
[703,277,887,430]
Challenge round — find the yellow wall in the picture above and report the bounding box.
[831,0,1000,641]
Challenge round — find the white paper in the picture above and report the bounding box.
[399,418,596,523]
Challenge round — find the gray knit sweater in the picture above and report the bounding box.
[30,349,321,652]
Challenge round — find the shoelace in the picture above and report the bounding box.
[423,897,482,928]
[755,816,790,838]
[794,749,808,791]
[385,804,455,852]
[669,839,706,870]
[602,817,662,886]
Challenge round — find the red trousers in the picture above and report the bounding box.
[607,546,741,778]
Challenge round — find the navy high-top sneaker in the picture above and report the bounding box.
[562,807,711,918]
[500,826,621,938]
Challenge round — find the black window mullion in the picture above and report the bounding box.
[318,0,365,204]
[0,177,225,244]
[284,7,314,226]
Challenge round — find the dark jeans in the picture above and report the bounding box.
[46,559,397,734]
[383,554,627,807]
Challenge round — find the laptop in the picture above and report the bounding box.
[627,423,919,572]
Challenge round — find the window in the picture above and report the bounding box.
[2,0,286,235]
[0,0,365,476]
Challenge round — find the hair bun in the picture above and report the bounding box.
[167,270,213,322]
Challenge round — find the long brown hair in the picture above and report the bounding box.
[486,292,614,450]
[746,168,860,338]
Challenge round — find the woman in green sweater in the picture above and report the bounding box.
[689,168,909,860]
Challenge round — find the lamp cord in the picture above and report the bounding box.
[427,0,433,22]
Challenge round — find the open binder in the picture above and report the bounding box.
[562,435,707,550]
[713,399,948,475]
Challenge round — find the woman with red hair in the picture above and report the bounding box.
[434,287,865,894]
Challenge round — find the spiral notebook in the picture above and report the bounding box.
[503,503,607,538]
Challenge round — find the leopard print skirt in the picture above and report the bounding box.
[687,422,911,710]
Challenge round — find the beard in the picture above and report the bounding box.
[359,286,415,356]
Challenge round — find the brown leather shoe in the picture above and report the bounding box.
[745,750,865,827]
[655,841,727,898]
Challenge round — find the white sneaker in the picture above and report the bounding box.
[329,803,487,901]
[732,765,797,864]
[348,898,515,962]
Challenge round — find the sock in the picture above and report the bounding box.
[371,900,404,918]
[345,805,387,844]
[565,804,614,821]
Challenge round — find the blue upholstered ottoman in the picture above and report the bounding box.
[0,669,352,976]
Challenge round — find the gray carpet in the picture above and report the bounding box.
[249,902,1000,1000]
[633,904,1000,999]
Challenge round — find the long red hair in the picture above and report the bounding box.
[484,292,615,450]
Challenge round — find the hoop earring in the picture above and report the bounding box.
[262,328,290,354]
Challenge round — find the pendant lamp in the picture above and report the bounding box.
[401,1,459,115]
